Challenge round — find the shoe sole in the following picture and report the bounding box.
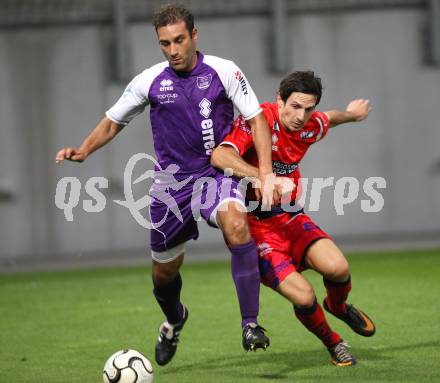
[244,342,270,352]
[331,359,357,367]
[323,299,376,337]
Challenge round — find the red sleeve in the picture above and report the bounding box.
[220,115,254,156]
[312,111,330,142]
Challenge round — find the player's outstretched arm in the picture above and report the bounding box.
[326,98,372,128]
[55,117,123,163]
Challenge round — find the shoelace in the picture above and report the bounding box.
[333,342,353,362]
[244,325,266,339]
[158,325,180,346]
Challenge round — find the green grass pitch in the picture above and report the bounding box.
[1,248,439,383]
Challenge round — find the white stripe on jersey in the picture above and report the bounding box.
[203,55,262,121]
[106,61,169,126]
[315,116,324,142]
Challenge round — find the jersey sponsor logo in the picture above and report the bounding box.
[234,71,249,95]
[199,98,215,155]
[158,93,178,104]
[197,74,212,90]
[300,130,315,139]
[272,161,298,175]
[159,79,174,91]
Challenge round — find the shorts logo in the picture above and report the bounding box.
[159,79,174,91]
[197,74,212,90]
[257,242,273,256]
[234,71,249,95]
[199,98,212,118]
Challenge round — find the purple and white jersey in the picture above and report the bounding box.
[106,52,262,179]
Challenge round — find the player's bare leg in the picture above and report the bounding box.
[305,239,376,337]
[276,272,356,366]
[152,252,189,365]
[217,201,270,351]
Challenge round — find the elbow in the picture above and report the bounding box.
[210,147,221,169]
[109,123,124,139]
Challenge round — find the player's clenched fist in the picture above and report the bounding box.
[55,147,88,163]
[346,99,372,121]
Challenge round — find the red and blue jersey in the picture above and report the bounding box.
[222,102,330,187]
[221,102,330,226]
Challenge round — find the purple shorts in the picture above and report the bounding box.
[149,170,245,252]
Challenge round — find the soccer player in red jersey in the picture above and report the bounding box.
[211,71,375,366]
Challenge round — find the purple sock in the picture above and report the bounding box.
[153,273,184,325]
[229,240,260,328]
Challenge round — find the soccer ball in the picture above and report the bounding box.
[103,349,153,383]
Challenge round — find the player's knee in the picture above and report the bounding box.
[220,213,250,245]
[153,265,178,285]
[325,256,350,282]
[294,286,316,308]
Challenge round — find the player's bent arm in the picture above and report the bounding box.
[326,98,372,128]
[55,117,123,163]
[246,112,279,205]
[246,113,273,175]
[211,145,259,179]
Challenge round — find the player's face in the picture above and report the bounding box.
[157,21,198,72]
[277,92,317,132]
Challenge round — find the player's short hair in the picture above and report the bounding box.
[152,3,195,35]
[279,71,323,105]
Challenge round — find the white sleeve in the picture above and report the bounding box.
[204,56,262,120]
[105,62,168,126]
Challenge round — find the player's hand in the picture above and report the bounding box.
[346,99,372,121]
[258,172,280,209]
[275,177,296,205]
[55,147,88,163]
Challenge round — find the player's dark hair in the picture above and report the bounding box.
[279,71,323,105]
[152,4,195,35]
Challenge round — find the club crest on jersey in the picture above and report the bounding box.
[160,79,174,91]
[300,130,314,139]
[234,71,248,95]
[197,74,212,90]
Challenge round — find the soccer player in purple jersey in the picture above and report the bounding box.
[55,4,274,365]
